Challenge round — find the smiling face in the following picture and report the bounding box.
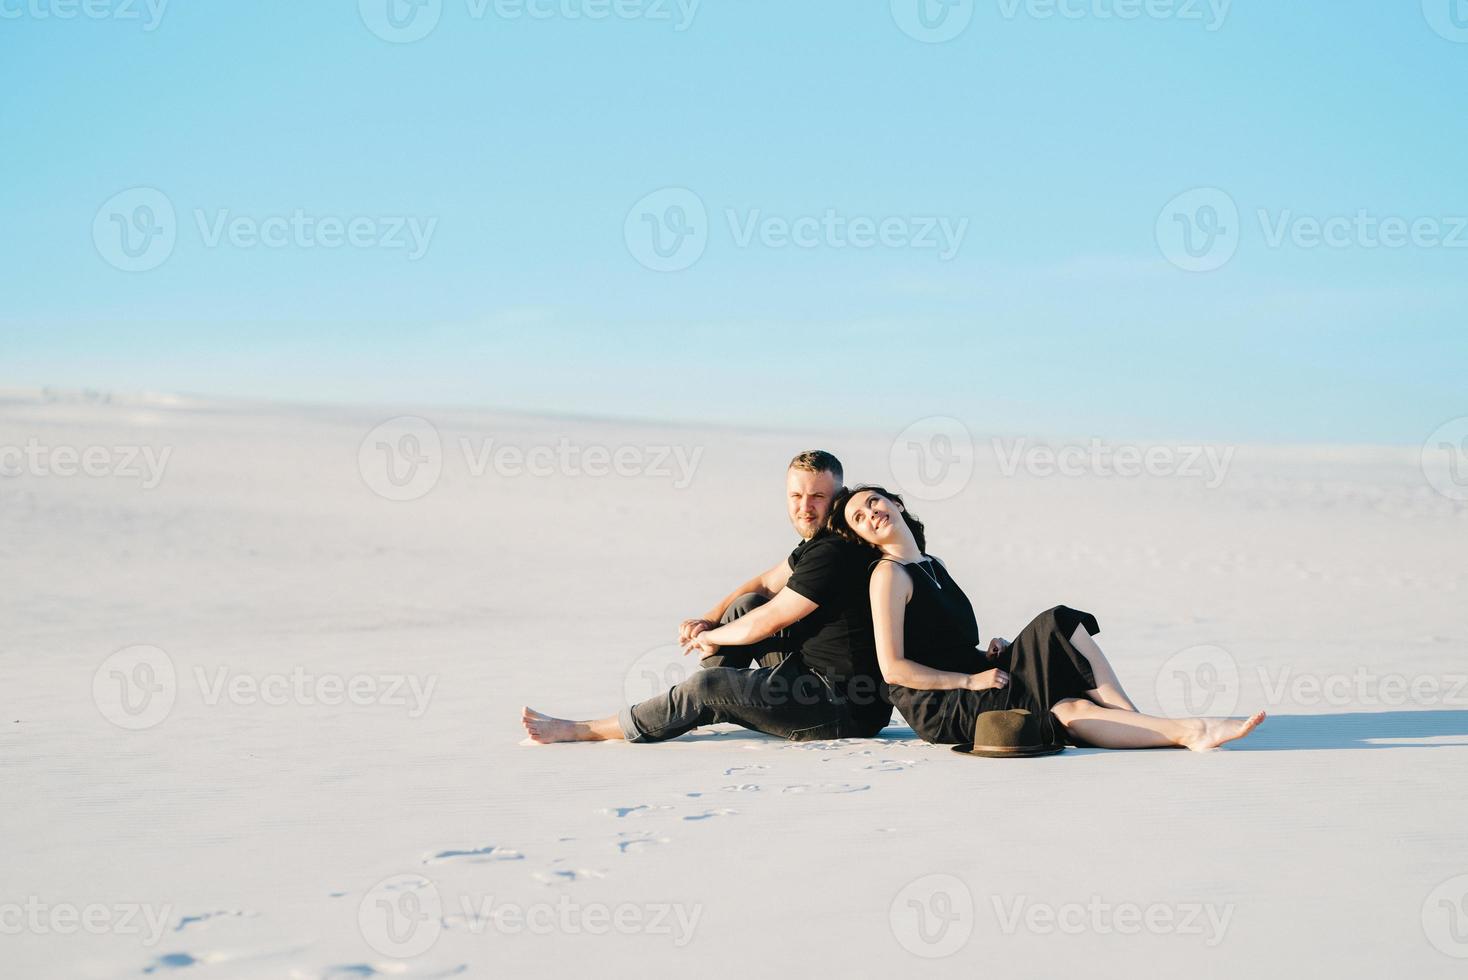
[842,488,906,548]
[787,466,840,540]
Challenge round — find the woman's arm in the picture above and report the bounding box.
[870,563,1007,692]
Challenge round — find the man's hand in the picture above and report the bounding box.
[986,637,1011,660]
[683,632,721,660]
[678,618,717,645]
[965,668,1009,691]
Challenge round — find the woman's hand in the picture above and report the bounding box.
[986,637,1010,659]
[683,632,721,659]
[965,668,1010,691]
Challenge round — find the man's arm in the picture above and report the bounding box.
[678,558,795,644]
[684,584,815,656]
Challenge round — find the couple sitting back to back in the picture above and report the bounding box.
[522,450,1264,752]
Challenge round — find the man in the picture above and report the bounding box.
[520,450,892,744]
[675,449,841,670]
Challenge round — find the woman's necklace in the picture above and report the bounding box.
[912,556,942,590]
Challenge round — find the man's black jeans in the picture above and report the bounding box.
[619,653,862,743]
[697,592,792,670]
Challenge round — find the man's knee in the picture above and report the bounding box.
[679,666,750,704]
[721,592,768,625]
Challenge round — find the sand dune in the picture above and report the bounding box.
[2,390,1465,978]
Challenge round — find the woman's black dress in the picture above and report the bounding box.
[880,556,1101,745]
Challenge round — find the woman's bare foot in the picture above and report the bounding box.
[1182,710,1267,751]
[521,706,621,744]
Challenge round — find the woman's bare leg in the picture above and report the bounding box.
[1069,624,1139,711]
[1051,698,1266,751]
[522,706,625,743]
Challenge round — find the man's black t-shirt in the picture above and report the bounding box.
[784,531,891,734]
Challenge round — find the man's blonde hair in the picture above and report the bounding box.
[787,450,843,485]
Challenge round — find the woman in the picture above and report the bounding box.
[827,484,1266,751]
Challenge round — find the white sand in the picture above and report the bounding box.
[2,389,1466,978]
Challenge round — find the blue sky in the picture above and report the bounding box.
[2,0,1465,444]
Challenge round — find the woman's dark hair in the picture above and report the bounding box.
[827,484,927,553]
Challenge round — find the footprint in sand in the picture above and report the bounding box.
[616,831,672,852]
[683,808,737,820]
[781,783,871,794]
[174,909,258,931]
[721,783,762,792]
[422,845,524,865]
[599,804,673,818]
[317,965,469,978]
[532,867,607,885]
[144,952,200,973]
[860,759,920,772]
[723,764,770,776]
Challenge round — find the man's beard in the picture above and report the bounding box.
[794,516,821,539]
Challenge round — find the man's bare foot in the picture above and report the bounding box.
[521,706,616,744]
[1182,710,1267,751]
